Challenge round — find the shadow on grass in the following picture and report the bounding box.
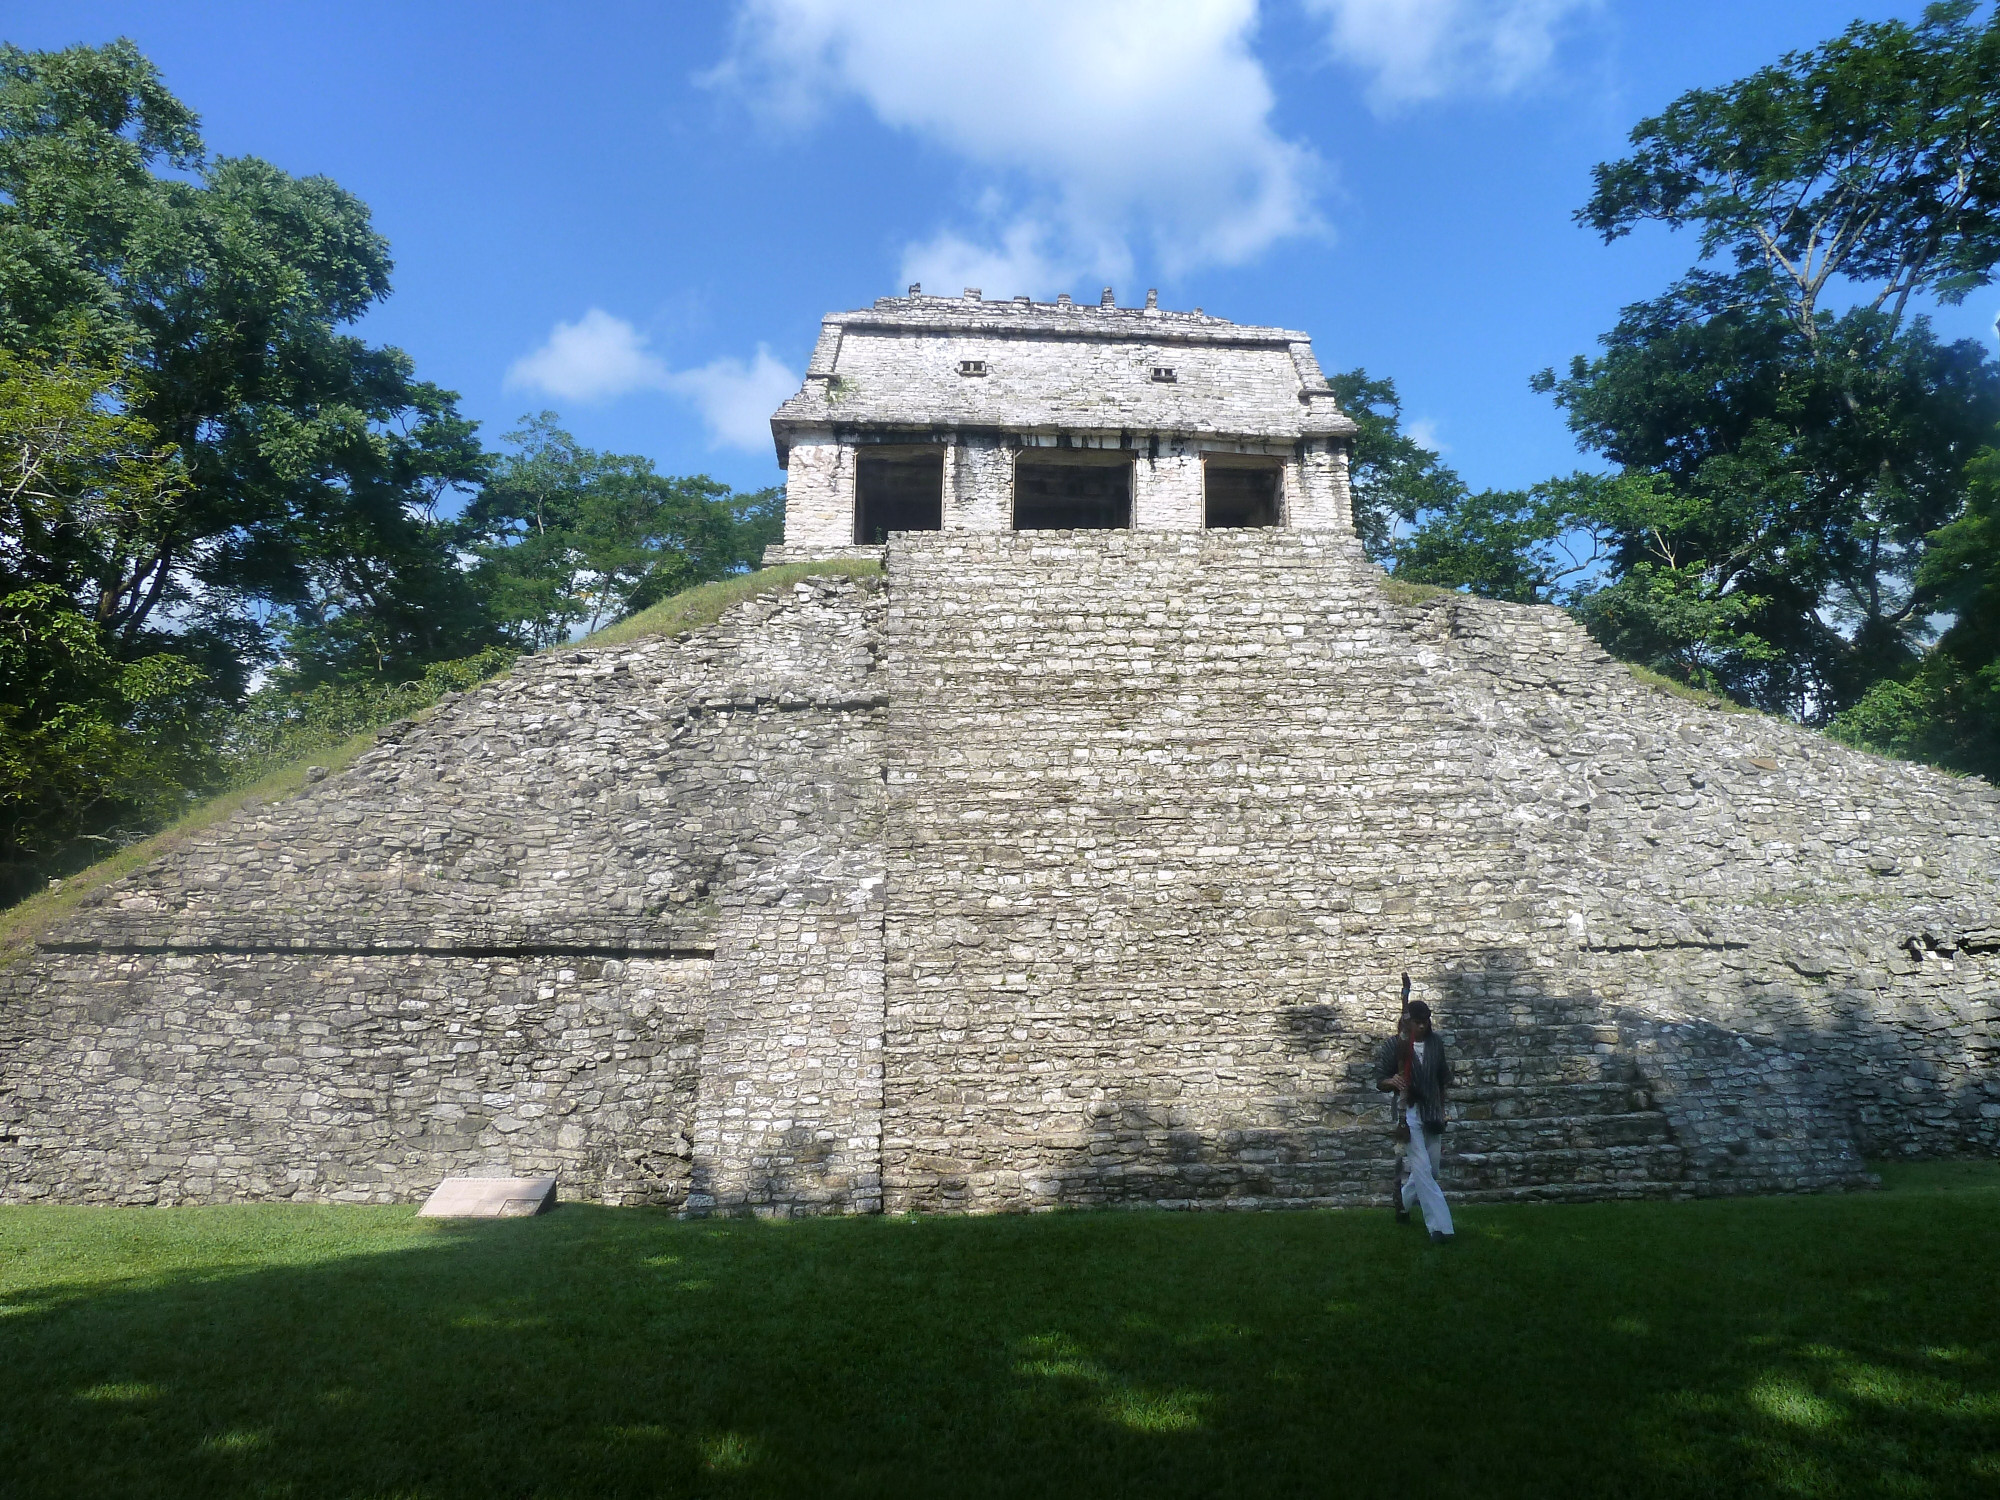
[1,1190,1997,1499]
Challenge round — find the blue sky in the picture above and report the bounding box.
[10,1,1997,499]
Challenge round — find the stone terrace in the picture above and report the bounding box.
[2,535,1995,1212]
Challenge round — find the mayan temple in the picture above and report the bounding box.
[3,287,1995,1214]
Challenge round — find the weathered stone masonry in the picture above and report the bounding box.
[4,291,1995,1212]
[1,577,889,1210]
[767,289,1358,551]
[3,536,1994,1212]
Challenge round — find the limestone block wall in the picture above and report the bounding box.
[0,951,706,1206]
[875,531,1994,1213]
[1613,1011,1871,1195]
[1,575,888,1209]
[1391,590,2000,1159]
[1290,443,1352,530]
[782,431,856,548]
[944,438,1012,532]
[878,530,1615,1211]
[689,798,886,1216]
[1133,444,1204,529]
[2,535,1993,1217]
[821,325,1318,436]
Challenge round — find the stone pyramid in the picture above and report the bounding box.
[4,532,1993,1212]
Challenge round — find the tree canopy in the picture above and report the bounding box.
[1580,2,2000,341]
[1389,2,2000,763]
[459,414,780,652]
[0,37,492,686]
[0,41,789,904]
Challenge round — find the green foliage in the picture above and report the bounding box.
[1373,573,1455,609]
[1625,662,1755,713]
[1322,371,1616,610]
[1485,7,2000,737]
[0,40,814,900]
[0,38,493,686]
[1533,290,2000,716]
[1580,2,2000,336]
[1831,440,2000,776]
[0,559,859,932]
[0,728,383,970]
[1390,474,1619,606]
[1827,656,1996,774]
[459,414,784,649]
[0,335,188,612]
[0,584,213,905]
[1,1173,1997,1496]
[1920,439,2000,672]
[221,647,518,787]
[1325,368,1467,561]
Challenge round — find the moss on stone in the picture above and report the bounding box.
[1375,573,1457,608]
[0,565,882,967]
[580,559,883,650]
[1625,663,1756,714]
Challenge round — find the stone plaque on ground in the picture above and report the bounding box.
[418,1176,557,1218]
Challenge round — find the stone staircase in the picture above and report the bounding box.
[875,529,1715,1212]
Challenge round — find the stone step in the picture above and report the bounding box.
[1443,1179,1698,1207]
[1305,1081,1652,1121]
[1438,1141,1690,1191]
[940,1115,1681,1175]
[1442,1111,1676,1152]
[928,1136,1691,1210]
[1446,1057,1637,1088]
[1174,1178,1703,1211]
[1457,1062,1637,1087]
[1451,1082,1654,1118]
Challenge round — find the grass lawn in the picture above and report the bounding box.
[1,1163,1994,1499]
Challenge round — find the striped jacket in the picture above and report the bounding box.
[1373,1033,1453,1135]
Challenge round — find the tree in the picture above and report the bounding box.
[1514,5,2000,722]
[1392,474,1623,609]
[0,337,222,899]
[0,335,186,618]
[1832,436,2000,777]
[1326,369,1468,563]
[460,414,785,649]
[1323,369,1620,608]
[0,584,212,905]
[1581,2,2000,343]
[1533,292,2000,713]
[0,39,492,690]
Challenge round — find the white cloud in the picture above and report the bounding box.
[898,220,1071,303]
[1406,417,1444,454]
[661,347,800,453]
[507,310,798,451]
[710,0,1322,290]
[505,308,670,402]
[1305,0,1598,111]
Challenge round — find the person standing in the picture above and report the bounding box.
[1375,981,1455,1243]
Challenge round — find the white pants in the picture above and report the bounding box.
[1398,1123,1442,1183]
[1400,1106,1453,1236]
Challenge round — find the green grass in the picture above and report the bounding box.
[0,562,882,967]
[581,559,881,650]
[1376,572,1459,608]
[2,1164,1994,1498]
[1626,662,1757,714]
[0,729,381,969]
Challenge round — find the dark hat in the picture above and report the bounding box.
[1405,999,1432,1024]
